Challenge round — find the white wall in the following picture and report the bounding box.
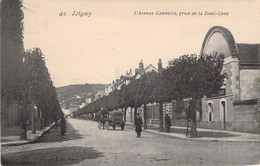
[240,69,260,100]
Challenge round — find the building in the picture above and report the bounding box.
[126,59,163,123]
[134,59,158,80]
[104,84,113,95]
[94,89,106,100]
[94,59,161,103]
[200,26,260,133]
[85,95,94,104]
[112,68,134,91]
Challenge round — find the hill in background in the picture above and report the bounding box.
[56,83,106,95]
[56,83,107,112]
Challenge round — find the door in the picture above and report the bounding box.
[221,101,226,130]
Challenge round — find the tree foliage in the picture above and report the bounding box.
[1,1,62,134]
[14,48,63,126]
[166,53,225,137]
[1,0,24,99]
[167,53,225,99]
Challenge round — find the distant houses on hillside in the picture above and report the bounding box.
[57,84,105,115]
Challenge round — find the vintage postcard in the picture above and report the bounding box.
[1,0,260,165]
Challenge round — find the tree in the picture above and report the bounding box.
[167,53,225,137]
[12,61,32,139]
[119,84,131,121]
[1,0,24,100]
[24,48,51,127]
[107,89,120,111]
[125,79,143,124]
[138,72,160,129]
[1,1,62,137]
[15,48,63,138]
[147,71,168,132]
[131,71,169,131]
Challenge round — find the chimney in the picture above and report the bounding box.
[129,68,132,76]
[139,59,144,70]
[158,58,162,72]
[135,68,138,75]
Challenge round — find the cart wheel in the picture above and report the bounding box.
[105,121,109,130]
[98,122,102,129]
[113,123,116,130]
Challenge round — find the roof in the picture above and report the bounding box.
[236,43,260,62]
[144,64,158,72]
[201,26,239,58]
[120,75,134,80]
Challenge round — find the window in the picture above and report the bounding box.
[207,102,213,123]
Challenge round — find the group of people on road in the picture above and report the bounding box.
[134,113,172,138]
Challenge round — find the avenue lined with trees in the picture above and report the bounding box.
[73,53,226,137]
[1,0,63,139]
[1,1,259,165]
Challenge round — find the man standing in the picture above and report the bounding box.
[165,114,171,132]
[135,113,143,138]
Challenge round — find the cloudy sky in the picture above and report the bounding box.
[22,0,260,87]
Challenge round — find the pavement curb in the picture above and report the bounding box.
[143,129,260,143]
[1,123,57,147]
[125,123,260,143]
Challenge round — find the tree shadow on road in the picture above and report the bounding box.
[171,128,237,138]
[1,146,103,166]
[196,131,237,138]
[35,122,84,143]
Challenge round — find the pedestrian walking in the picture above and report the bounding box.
[165,114,171,132]
[135,113,143,138]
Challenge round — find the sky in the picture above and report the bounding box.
[22,0,260,87]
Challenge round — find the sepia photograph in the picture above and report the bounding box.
[1,0,260,165]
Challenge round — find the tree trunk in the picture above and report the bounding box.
[134,107,137,125]
[130,108,132,122]
[190,99,198,137]
[46,111,50,126]
[186,115,190,137]
[44,111,48,127]
[124,107,127,121]
[43,112,46,127]
[31,108,36,134]
[159,101,164,132]
[20,118,27,140]
[143,104,147,129]
[20,103,27,140]
[39,110,43,130]
[186,99,191,137]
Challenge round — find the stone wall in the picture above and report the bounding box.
[146,104,160,120]
[1,98,37,129]
[233,99,260,133]
[202,96,233,123]
[1,98,23,128]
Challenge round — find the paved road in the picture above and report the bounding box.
[1,118,260,165]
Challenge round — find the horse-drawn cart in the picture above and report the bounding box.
[97,109,125,130]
